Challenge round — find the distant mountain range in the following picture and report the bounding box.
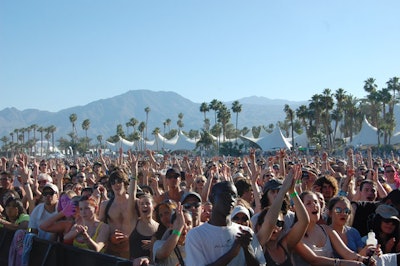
[0,90,309,140]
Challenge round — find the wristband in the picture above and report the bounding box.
[129,175,138,181]
[172,229,181,236]
[289,192,298,198]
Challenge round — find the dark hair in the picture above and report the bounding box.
[313,175,339,196]
[370,213,400,253]
[260,190,289,213]
[170,209,191,225]
[234,179,252,197]
[108,167,129,187]
[326,196,351,225]
[4,198,26,221]
[359,179,375,192]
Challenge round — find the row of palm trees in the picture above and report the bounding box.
[1,76,400,156]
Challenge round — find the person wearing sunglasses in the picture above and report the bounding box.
[180,191,202,228]
[28,183,59,241]
[98,167,131,259]
[154,168,185,205]
[368,204,400,254]
[327,196,374,257]
[256,164,308,266]
[293,191,374,266]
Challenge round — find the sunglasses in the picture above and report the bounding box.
[382,218,398,224]
[0,178,9,182]
[183,202,201,209]
[196,180,205,184]
[232,215,249,222]
[334,207,351,215]
[110,179,124,185]
[42,191,56,197]
[166,174,179,179]
[276,220,285,228]
[40,164,47,167]
[385,170,395,173]
[38,180,48,185]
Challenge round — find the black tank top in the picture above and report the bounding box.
[264,242,293,266]
[129,220,152,260]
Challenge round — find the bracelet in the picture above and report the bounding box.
[289,192,298,198]
[129,175,138,181]
[172,229,181,236]
[334,258,340,266]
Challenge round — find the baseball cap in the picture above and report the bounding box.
[263,179,283,194]
[43,183,59,194]
[180,191,201,203]
[38,173,53,183]
[231,205,250,221]
[166,168,181,178]
[376,204,400,221]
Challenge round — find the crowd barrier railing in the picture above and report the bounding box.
[0,228,132,266]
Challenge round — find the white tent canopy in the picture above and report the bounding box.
[349,117,379,146]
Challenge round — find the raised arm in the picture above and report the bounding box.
[257,165,296,246]
[284,165,310,250]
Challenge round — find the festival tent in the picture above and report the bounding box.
[240,127,292,151]
[169,131,197,151]
[348,117,380,146]
[291,132,309,148]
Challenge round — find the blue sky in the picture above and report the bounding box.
[1,1,399,112]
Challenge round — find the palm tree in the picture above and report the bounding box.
[13,129,19,144]
[200,102,210,130]
[138,121,146,151]
[1,136,9,155]
[177,112,184,132]
[209,99,222,126]
[217,104,231,143]
[37,127,44,156]
[69,113,78,144]
[45,127,52,155]
[284,104,295,150]
[231,101,242,140]
[144,107,151,140]
[82,119,91,150]
[196,129,216,153]
[166,118,171,132]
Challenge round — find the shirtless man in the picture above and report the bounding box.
[99,166,132,259]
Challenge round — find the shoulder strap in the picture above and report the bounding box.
[174,246,185,266]
[103,196,115,224]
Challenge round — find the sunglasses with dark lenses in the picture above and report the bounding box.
[196,180,205,184]
[40,164,47,167]
[166,174,179,179]
[232,215,249,222]
[42,191,56,197]
[334,207,351,215]
[110,179,124,185]
[385,169,395,173]
[183,202,201,209]
[276,220,285,228]
[38,180,48,185]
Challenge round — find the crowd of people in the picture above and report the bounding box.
[3,146,400,265]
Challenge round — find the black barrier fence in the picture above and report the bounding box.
[0,228,132,266]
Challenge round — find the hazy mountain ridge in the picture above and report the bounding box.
[0,90,308,140]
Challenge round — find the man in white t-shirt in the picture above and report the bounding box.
[28,183,59,241]
[185,181,266,266]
